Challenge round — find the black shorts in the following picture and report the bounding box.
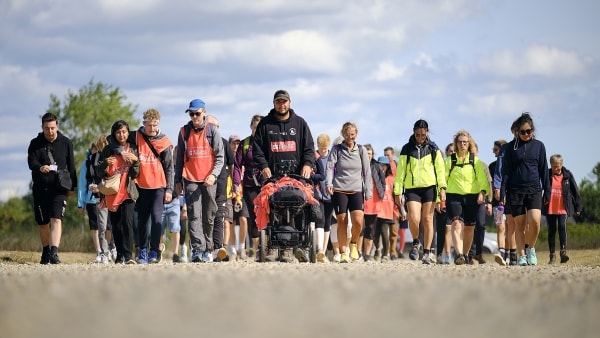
[446,193,479,225]
[332,191,364,215]
[33,187,67,225]
[508,191,542,217]
[405,186,436,203]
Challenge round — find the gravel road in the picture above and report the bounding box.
[1,259,599,338]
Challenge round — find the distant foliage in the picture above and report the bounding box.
[578,162,600,224]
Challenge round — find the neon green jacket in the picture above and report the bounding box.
[445,153,490,195]
[393,141,446,195]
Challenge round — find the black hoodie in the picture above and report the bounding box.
[253,108,315,177]
[27,131,77,191]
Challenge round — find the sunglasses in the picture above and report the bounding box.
[519,129,533,135]
[189,112,202,117]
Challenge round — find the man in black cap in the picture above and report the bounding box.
[253,90,316,262]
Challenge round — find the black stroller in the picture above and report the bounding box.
[257,173,318,263]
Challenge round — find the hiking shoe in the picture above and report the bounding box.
[294,248,309,263]
[340,252,350,263]
[202,250,214,263]
[494,253,507,266]
[527,248,537,265]
[422,252,431,265]
[454,254,466,265]
[473,254,486,264]
[349,243,359,261]
[560,249,569,263]
[191,249,203,263]
[148,250,159,264]
[172,254,181,263]
[216,247,228,262]
[316,252,327,263]
[518,255,528,266]
[158,243,165,263]
[428,253,437,264]
[444,254,452,264]
[40,248,51,265]
[409,242,421,261]
[137,248,148,264]
[333,253,341,263]
[49,253,61,264]
[548,253,556,265]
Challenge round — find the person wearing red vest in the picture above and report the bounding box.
[133,108,174,264]
[174,99,224,263]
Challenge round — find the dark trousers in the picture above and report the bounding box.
[546,214,568,253]
[469,203,486,257]
[109,199,135,260]
[136,188,165,252]
[435,210,447,254]
[213,196,227,249]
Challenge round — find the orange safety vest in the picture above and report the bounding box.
[378,175,395,220]
[102,151,133,212]
[180,126,215,182]
[135,132,172,189]
[364,176,381,215]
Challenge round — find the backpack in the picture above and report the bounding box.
[242,136,251,157]
[401,142,439,186]
[449,153,476,177]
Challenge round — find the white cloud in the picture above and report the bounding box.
[371,60,406,81]
[479,45,589,78]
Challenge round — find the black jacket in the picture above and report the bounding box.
[543,167,582,217]
[27,131,77,191]
[253,109,315,176]
[500,138,551,203]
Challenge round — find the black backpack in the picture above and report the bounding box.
[449,153,476,177]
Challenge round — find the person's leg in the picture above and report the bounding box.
[243,187,259,254]
[421,201,435,262]
[557,214,569,262]
[149,189,166,262]
[547,214,558,254]
[185,181,204,261]
[120,200,136,262]
[135,188,152,263]
[379,220,390,259]
[200,185,217,261]
[363,214,376,260]
[435,210,446,261]
[212,196,227,260]
[388,221,398,259]
[86,203,101,260]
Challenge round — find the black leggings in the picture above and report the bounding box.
[315,201,334,231]
[373,219,390,257]
[435,210,447,254]
[546,214,567,253]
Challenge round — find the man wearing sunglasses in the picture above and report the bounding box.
[174,98,225,263]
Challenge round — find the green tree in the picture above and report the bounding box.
[579,162,600,223]
[46,79,139,166]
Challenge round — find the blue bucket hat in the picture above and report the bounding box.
[377,156,390,164]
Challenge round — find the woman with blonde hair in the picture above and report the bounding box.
[326,122,372,263]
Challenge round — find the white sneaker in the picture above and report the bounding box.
[180,244,188,263]
[100,253,110,264]
[229,247,238,261]
[333,253,341,263]
[94,253,102,263]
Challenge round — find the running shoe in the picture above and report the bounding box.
[216,247,228,262]
[191,249,203,263]
[49,253,61,265]
[202,250,214,263]
[518,255,528,266]
[100,253,110,264]
[422,252,431,265]
[409,242,421,261]
[316,252,327,263]
[180,244,189,262]
[444,253,452,265]
[137,248,148,264]
[560,249,569,264]
[340,252,350,263]
[494,253,507,266]
[94,252,103,264]
[527,247,537,265]
[436,254,444,265]
[454,254,466,265]
[332,253,341,263]
[294,248,309,263]
[40,248,51,265]
[148,250,159,264]
[349,243,359,261]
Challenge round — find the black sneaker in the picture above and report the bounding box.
[172,254,181,263]
[560,249,569,263]
[49,253,61,264]
[40,250,51,265]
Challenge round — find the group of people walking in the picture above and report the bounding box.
[27,90,582,266]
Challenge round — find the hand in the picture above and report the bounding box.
[301,165,312,179]
[326,186,334,196]
[175,182,183,196]
[40,165,52,174]
[204,174,217,187]
[164,192,173,204]
[493,189,500,202]
[261,167,272,179]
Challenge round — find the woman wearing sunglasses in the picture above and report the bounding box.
[499,113,551,266]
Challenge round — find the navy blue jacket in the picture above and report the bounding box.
[500,138,551,203]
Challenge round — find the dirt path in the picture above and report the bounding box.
[1,260,599,338]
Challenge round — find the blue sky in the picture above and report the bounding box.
[1,0,599,201]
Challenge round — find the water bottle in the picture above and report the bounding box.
[495,206,504,225]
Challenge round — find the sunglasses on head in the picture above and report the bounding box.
[519,128,532,135]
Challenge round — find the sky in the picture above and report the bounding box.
[1,0,599,201]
